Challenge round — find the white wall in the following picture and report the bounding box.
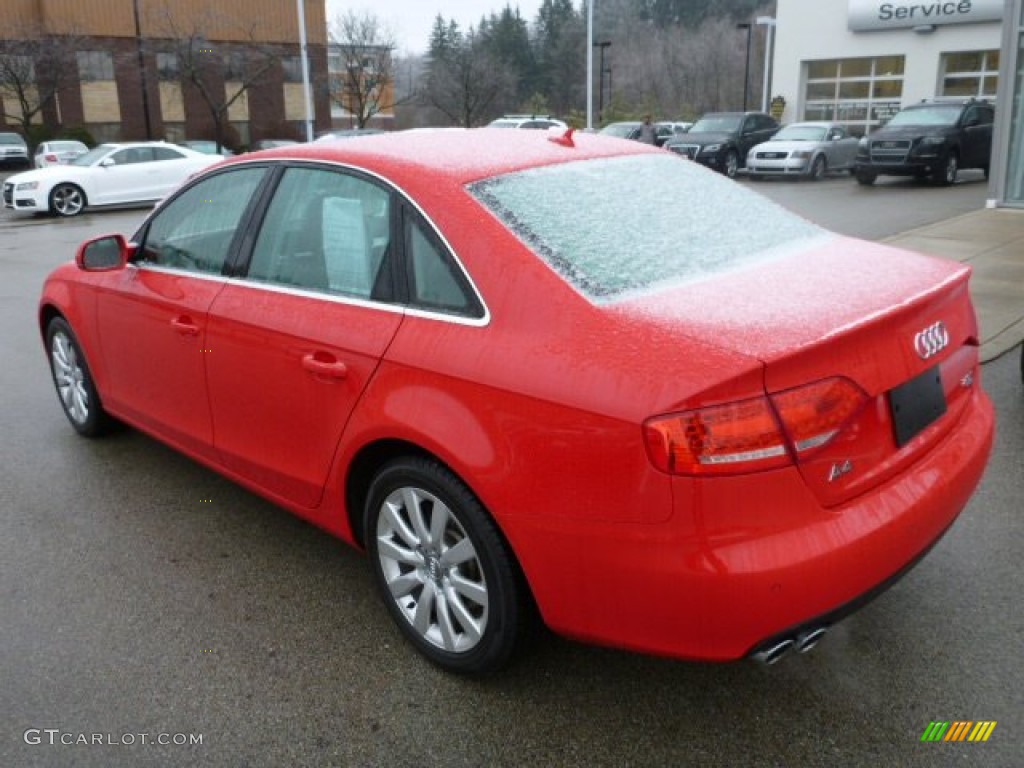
[773,0,1003,124]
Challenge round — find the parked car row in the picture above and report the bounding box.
[653,98,994,186]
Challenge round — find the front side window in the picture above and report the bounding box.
[138,168,266,274]
[247,167,392,300]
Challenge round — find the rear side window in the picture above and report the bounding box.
[405,215,480,317]
[247,166,393,300]
[469,154,824,302]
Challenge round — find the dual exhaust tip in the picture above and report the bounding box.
[752,626,829,665]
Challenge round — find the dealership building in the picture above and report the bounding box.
[772,0,1024,207]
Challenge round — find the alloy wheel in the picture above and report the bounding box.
[376,485,489,654]
[51,330,90,425]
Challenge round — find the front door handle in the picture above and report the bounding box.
[170,316,200,336]
[302,352,348,380]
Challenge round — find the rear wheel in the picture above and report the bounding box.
[46,317,112,436]
[365,456,528,675]
[933,151,958,186]
[49,183,86,217]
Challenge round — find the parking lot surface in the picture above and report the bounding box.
[1,177,1021,767]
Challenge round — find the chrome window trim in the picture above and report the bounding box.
[207,157,492,327]
[129,262,489,327]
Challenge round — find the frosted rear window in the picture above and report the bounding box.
[468,154,824,302]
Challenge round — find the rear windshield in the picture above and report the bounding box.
[468,154,824,302]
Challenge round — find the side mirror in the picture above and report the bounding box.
[964,117,980,128]
[75,234,130,271]
[99,157,114,167]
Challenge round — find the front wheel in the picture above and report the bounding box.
[49,183,86,217]
[855,169,876,186]
[46,317,112,436]
[365,456,528,675]
[933,151,958,186]
[722,149,739,179]
[808,155,827,181]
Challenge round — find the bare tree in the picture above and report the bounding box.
[0,25,81,147]
[148,4,280,151]
[328,11,402,129]
[425,31,514,127]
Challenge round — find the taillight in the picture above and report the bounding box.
[44,153,58,163]
[644,377,867,476]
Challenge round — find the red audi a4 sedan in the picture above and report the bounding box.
[39,129,994,674]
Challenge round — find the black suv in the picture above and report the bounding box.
[854,100,994,186]
[665,112,778,178]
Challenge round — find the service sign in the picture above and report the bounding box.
[848,0,1004,31]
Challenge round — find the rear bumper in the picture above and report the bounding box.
[507,386,994,661]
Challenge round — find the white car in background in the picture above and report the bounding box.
[34,140,90,168]
[746,121,860,180]
[2,141,220,217]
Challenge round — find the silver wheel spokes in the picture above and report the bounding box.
[54,186,83,215]
[377,486,488,653]
[52,332,89,424]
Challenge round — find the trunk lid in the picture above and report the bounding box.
[618,235,981,506]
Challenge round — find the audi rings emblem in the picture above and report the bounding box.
[913,322,949,360]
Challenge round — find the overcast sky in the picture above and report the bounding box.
[325,0,548,55]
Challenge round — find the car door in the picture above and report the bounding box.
[203,165,405,508]
[88,147,157,205]
[826,126,857,168]
[93,166,269,457]
[961,105,994,169]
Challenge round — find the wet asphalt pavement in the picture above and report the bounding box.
[1,176,1021,767]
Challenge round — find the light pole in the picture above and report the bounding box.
[586,0,594,130]
[594,41,611,124]
[296,0,314,142]
[756,16,777,114]
[736,22,752,112]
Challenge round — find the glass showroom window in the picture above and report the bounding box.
[940,50,999,100]
[803,56,904,136]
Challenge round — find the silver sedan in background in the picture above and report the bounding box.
[746,121,860,180]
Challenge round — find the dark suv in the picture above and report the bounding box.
[665,112,778,178]
[854,100,994,186]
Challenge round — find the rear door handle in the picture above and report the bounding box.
[170,316,200,336]
[302,352,348,380]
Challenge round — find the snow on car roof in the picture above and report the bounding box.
[229,128,663,184]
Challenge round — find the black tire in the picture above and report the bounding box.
[364,456,528,675]
[46,317,112,436]
[855,169,876,186]
[808,154,827,181]
[933,151,958,186]
[722,149,739,179]
[49,183,86,217]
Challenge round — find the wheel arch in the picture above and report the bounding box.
[344,436,538,609]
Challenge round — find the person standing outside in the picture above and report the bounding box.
[638,114,657,145]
